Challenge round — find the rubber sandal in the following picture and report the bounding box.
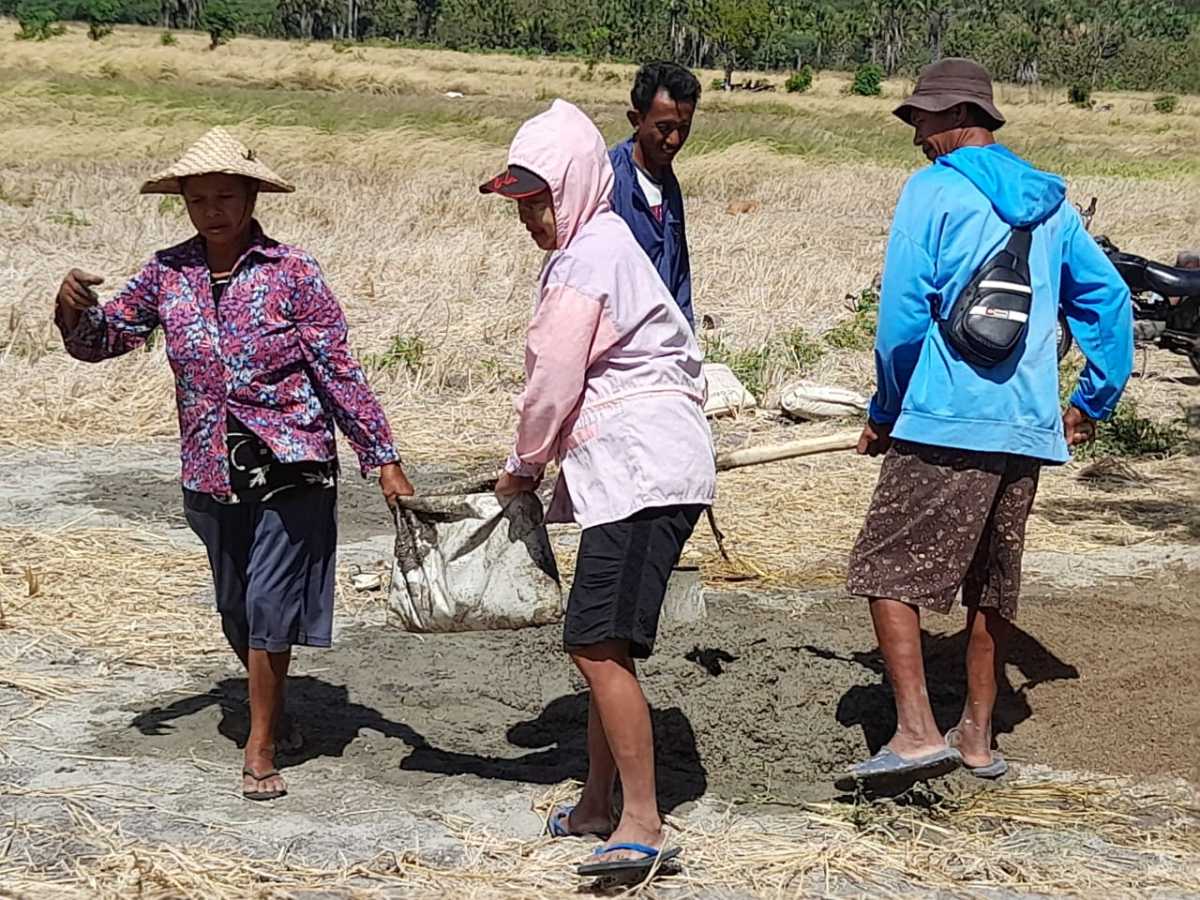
[945,727,1008,779]
[577,842,681,878]
[834,746,961,792]
[547,805,613,839]
[242,767,288,802]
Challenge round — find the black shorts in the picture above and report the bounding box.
[564,505,704,659]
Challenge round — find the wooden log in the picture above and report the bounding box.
[716,429,861,471]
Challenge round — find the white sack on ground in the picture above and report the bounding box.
[780,381,868,421]
[389,492,562,633]
[703,362,757,417]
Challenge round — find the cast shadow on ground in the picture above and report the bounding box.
[131,676,429,767]
[399,691,708,812]
[131,680,707,812]
[1038,497,1200,541]
[805,624,1080,759]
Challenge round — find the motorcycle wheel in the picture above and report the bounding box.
[1056,312,1073,362]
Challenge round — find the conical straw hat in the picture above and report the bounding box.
[140,127,295,195]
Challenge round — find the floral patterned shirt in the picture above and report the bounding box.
[55,222,399,497]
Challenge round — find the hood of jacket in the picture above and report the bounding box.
[937,144,1066,227]
[506,99,614,250]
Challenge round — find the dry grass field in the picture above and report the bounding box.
[2,22,1200,899]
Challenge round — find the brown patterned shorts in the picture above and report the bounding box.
[847,440,1041,621]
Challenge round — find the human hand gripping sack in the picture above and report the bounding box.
[494,470,540,499]
[379,462,415,509]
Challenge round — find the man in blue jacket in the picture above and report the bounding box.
[610,62,700,328]
[840,59,1133,791]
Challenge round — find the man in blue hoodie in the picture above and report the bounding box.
[610,62,700,328]
[839,59,1133,791]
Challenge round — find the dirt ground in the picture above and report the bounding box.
[3,444,1200,897]
[82,572,1200,813]
[68,448,1200,795]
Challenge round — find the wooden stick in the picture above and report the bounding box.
[716,430,861,471]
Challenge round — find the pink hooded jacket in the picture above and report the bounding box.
[502,100,716,528]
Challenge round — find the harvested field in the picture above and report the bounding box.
[2,21,1199,899]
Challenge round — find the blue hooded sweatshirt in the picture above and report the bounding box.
[609,138,693,327]
[871,144,1133,463]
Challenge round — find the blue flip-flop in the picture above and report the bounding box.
[834,746,962,792]
[577,842,681,878]
[945,727,1008,779]
[546,805,612,839]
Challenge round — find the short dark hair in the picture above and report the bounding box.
[631,61,701,114]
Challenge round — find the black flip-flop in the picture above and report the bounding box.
[577,842,681,879]
[242,767,287,802]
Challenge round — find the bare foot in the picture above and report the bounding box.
[243,745,286,799]
[947,722,994,769]
[884,732,951,762]
[563,804,613,837]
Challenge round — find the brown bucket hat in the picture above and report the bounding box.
[894,58,1005,132]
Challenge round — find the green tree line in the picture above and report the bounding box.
[6,0,1200,93]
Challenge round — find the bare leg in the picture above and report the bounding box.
[243,647,291,796]
[563,677,619,835]
[954,606,1008,767]
[224,624,296,751]
[571,641,661,861]
[869,598,948,759]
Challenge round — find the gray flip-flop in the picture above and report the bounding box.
[945,727,1008,779]
[835,746,962,792]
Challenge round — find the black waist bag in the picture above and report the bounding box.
[937,226,1034,367]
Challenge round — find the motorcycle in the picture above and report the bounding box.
[1057,198,1200,377]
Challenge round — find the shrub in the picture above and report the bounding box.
[781,326,825,372]
[15,1,64,41]
[710,77,727,92]
[364,335,426,373]
[160,30,177,46]
[785,65,814,94]
[1077,399,1187,459]
[851,63,883,97]
[1153,94,1179,114]
[84,0,118,40]
[1068,83,1092,108]
[200,0,239,49]
[823,289,879,351]
[1058,361,1186,459]
[701,332,773,400]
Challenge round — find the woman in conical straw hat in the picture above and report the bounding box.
[54,127,414,802]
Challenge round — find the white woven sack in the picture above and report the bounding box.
[703,362,757,418]
[781,381,869,420]
[389,492,562,633]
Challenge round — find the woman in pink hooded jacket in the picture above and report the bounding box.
[483,100,715,878]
